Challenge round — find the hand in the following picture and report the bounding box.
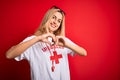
[56,36,66,47]
[38,33,56,45]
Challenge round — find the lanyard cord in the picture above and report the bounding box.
[46,43,55,72]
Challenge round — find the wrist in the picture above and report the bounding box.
[64,42,69,48]
[35,36,41,42]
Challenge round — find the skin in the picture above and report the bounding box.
[6,11,87,59]
[46,12,62,33]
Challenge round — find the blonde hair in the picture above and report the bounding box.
[34,6,65,36]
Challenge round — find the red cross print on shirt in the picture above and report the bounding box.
[50,51,62,64]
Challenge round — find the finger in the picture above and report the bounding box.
[48,33,56,42]
[56,36,65,46]
[56,36,63,42]
[56,36,63,39]
[48,37,54,45]
[43,39,51,45]
[44,33,56,45]
[55,37,59,45]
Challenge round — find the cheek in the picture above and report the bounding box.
[57,23,61,27]
[49,19,52,23]
[49,18,53,23]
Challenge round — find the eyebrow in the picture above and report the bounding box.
[53,15,62,21]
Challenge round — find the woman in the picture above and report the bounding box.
[6,6,87,80]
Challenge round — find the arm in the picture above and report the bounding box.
[65,42,87,56]
[6,37,39,59]
[56,36,87,56]
[6,33,56,59]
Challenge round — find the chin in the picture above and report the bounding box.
[50,28,57,32]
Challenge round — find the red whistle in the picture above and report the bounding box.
[51,66,55,72]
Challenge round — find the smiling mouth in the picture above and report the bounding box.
[50,23,56,28]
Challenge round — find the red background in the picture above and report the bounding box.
[0,0,119,80]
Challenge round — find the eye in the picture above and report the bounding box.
[58,20,61,23]
[52,16,56,19]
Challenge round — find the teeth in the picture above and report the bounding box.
[51,25,55,28]
[51,23,56,28]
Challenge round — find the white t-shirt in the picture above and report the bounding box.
[15,35,75,80]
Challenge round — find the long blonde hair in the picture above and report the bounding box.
[34,6,65,36]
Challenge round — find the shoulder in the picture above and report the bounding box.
[22,35,37,42]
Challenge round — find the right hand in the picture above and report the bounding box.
[37,33,56,45]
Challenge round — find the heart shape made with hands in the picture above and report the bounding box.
[48,37,55,45]
[48,37,65,46]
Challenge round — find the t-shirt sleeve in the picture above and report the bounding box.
[65,37,76,56]
[15,35,36,61]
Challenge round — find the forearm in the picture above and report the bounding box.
[6,36,39,59]
[65,43,87,56]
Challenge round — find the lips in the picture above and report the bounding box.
[50,23,56,28]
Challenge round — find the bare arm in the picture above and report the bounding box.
[65,42,87,56]
[6,37,39,59]
[56,36,87,56]
[6,33,56,59]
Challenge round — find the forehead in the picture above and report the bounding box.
[52,12,63,20]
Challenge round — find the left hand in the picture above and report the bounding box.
[55,36,66,47]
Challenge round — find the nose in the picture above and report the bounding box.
[53,20,57,25]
